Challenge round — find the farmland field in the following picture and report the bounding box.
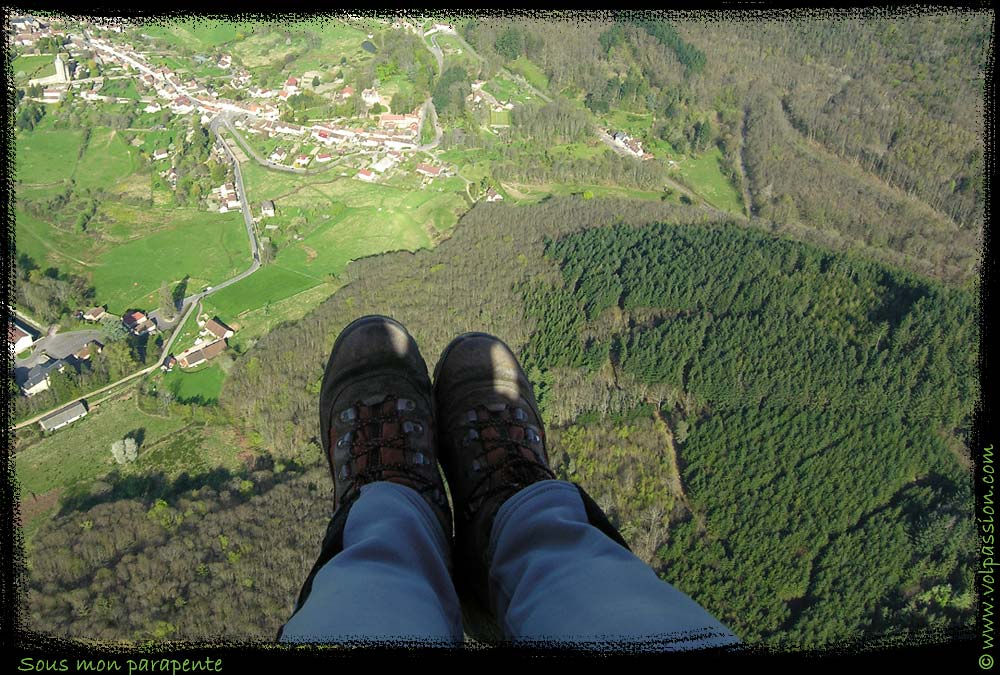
[163,363,226,404]
[91,210,249,313]
[74,129,139,191]
[15,207,91,276]
[12,54,59,86]
[15,396,189,499]
[137,19,257,50]
[98,77,142,100]
[201,163,467,325]
[229,22,369,72]
[202,264,321,318]
[675,146,744,214]
[15,128,85,185]
[508,56,549,90]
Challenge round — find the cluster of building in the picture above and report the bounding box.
[17,339,105,398]
[214,182,243,213]
[608,129,654,160]
[162,317,234,371]
[239,107,423,159]
[467,80,516,120]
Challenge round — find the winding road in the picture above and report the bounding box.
[14,114,262,431]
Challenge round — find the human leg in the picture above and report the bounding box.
[278,481,463,644]
[278,315,461,645]
[487,479,741,649]
[432,332,740,650]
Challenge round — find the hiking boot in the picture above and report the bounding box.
[432,333,557,610]
[319,315,451,539]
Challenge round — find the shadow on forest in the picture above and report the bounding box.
[867,272,928,333]
[56,452,313,517]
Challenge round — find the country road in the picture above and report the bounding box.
[14,115,263,432]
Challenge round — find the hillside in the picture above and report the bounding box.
[11,11,986,651]
[25,197,978,646]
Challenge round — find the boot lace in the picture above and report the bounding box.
[331,395,443,507]
[460,402,556,523]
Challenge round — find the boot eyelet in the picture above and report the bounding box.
[525,428,540,444]
[514,408,528,421]
[336,432,352,449]
[338,464,352,480]
[471,459,482,473]
[339,407,356,423]
[403,420,424,434]
[462,429,479,446]
[397,398,416,412]
[466,409,478,422]
[412,452,428,465]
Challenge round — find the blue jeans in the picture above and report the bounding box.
[279,480,741,650]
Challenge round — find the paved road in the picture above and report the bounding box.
[14,113,264,432]
[14,329,105,372]
[428,33,444,75]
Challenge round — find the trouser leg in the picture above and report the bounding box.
[487,480,741,650]
[278,481,463,645]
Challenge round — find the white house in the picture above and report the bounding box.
[9,323,33,355]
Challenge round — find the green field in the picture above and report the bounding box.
[436,34,481,73]
[604,109,654,138]
[508,56,549,91]
[133,127,181,155]
[91,210,249,313]
[489,109,512,126]
[230,21,368,72]
[549,142,607,161]
[15,397,188,498]
[483,76,535,106]
[16,393,250,544]
[138,19,257,50]
[676,146,744,215]
[98,77,142,100]
[163,363,226,404]
[202,163,467,322]
[15,207,90,276]
[203,264,322,319]
[75,129,139,191]
[12,54,60,86]
[15,128,85,185]
[501,181,668,204]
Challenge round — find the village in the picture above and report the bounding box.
[10,13,656,437]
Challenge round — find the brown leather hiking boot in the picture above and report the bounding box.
[320,315,452,539]
[432,333,557,611]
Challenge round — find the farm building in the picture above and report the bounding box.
[82,306,107,322]
[178,339,227,368]
[204,318,234,340]
[39,401,89,432]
